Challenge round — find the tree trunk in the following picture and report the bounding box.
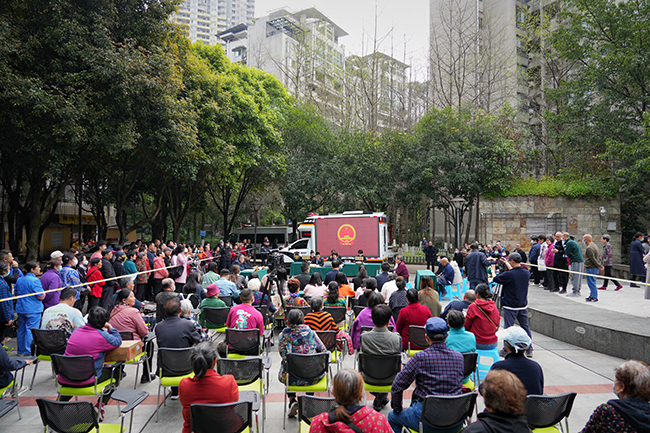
[464,204,473,245]
[474,195,480,242]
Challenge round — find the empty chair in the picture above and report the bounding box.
[36,399,110,433]
[0,356,30,420]
[190,401,253,433]
[525,393,577,433]
[353,306,364,318]
[323,306,346,329]
[297,395,336,433]
[30,328,68,390]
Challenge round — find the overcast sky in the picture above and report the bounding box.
[255,0,430,80]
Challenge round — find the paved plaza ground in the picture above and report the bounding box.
[1,263,647,433]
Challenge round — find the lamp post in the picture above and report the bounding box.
[451,198,466,250]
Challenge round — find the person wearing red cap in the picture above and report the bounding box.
[199,284,226,328]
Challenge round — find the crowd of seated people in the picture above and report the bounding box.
[4,242,650,433]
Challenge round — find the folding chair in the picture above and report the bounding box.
[225,328,263,359]
[403,392,478,433]
[283,352,330,429]
[358,353,401,394]
[118,331,155,389]
[155,347,194,422]
[219,296,233,307]
[30,328,68,390]
[111,389,150,433]
[255,305,275,351]
[353,306,365,318]
[50,355,118,422]
[218,358,265,433]
[0,359,29,420]
[297,395,336,433]
[315,330,341,372]
[203,307,230,341]
[37,399,121,433]
[323,307,346,330]
[190,401,253,433]
[407,326,429,357]
[525,393,577,433]
[461,352,479,391]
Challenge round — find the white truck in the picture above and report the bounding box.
[281,211,394,262]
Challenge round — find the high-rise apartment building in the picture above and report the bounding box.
[171,0,254,45]
[429,0,528,117]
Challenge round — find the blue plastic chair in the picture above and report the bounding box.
[441,286,453,301]
[476,348,500,381]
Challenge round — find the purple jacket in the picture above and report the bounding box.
[63,324,122,385]
[350,307,396,350]
[40,269,63,310]
[395,262,409,281]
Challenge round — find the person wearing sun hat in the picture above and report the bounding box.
[491,326,544,396]
[387,317,464,433]
[199,284,226,328]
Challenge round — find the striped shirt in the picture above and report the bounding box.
[304,311,337,331]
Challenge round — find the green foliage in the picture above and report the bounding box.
[487,176,617,199]
[545,0,650,236]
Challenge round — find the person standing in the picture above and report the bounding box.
[528,236,541,285]
[100,249,117,309]
[564,232,584,297]
[629,232,646,287]
[41,259,63,310]
[493,253,533,357]
[15,262,45,355]
[423,241,439,272]
[0,250,23,286]
[0,263,15,349]
[544,235,556,292]
[537,235,548,288]
[599,234,622,291]
[551,232,568,293]
[464,243,490,290]
[583,234,604,302]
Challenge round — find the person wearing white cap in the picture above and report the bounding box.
[50,250,64,262]
[491,326,543,396]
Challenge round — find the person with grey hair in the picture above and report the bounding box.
[581,360,650,432]
[494,252,533,358]
[180,299,209,342]
[279,309,326,417]
[304,296,337,331]
[599,233,622,291]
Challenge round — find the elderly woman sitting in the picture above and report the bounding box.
[350,291,395,350]
[463,369,531,432]
[580,360,650,433]
[279,309,326,418]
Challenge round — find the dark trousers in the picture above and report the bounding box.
[135,284,148,301]
[88,295,100,310]
[426,258,437,272]
[538,271,547,287]
[469,279,487,291]
[100,284,115,309]
[503,308,532,341]
[532,267,540,284]
[153,279,164,298]
[632,275,646,284]
[602,266,621,288]
[553,266,567,290]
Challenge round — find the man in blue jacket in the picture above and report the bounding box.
[528,236,541,285]
[436,257,455,296]
[464,244,490,290]
[494,252,533,357]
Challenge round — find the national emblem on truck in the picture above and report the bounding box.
[337,224,356,246]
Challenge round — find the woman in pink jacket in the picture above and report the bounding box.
[109,289,154,383]
[153,250,169,298]
[172,245,188,293]
[544,235,556,291]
